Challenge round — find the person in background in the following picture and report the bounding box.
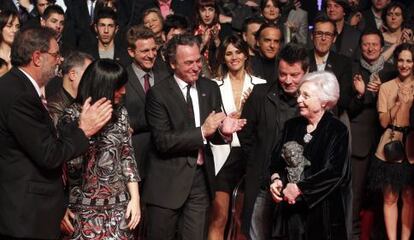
[260,0,281,25]
[142,8,165,48]
[0,10,19,69]
[208,34,266,240]
[193,0,221,78]
[242,16,265,56]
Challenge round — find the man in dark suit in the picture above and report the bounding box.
[308,15,355,118]
[80,7,131,67]
[0,27,112,239]
[326,0,361,59]
[359,0,390,31]
[251,23,282,83]
[124,25,170,180]
[143,34,245,240]
[349,29,396,239]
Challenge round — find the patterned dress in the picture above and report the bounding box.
[59,104,140,240]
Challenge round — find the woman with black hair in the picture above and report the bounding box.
[59,59,141,240]
[0,10,19,70]
[209,34,265,239]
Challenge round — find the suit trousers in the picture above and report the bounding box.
[145,166,210,240]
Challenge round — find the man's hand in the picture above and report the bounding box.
[353,74,366,98]
[283,183,301,205]
[366,74,381,93]
[201,111,226,138]
[220,112,247,135]
[60,208,75,235]
[79,97,113,138]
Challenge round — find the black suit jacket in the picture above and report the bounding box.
[124,62,170,179]
[0,68,89,239]
[332,24,361,59]
[309,50,354,115]
[80,38,132,67]
[142,76,223,209]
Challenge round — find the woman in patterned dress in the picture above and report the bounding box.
[59,59,140,240]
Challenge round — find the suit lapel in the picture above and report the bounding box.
[196,78,209,122]
[127,65,146,102]
[325,52,334,72]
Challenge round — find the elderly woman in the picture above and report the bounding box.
[142,8,165,47]
[269,71,352,240]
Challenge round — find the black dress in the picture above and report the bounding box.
[270,112,352,240]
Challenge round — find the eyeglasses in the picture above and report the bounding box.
[313,31,335,39]
[43,51,61,60]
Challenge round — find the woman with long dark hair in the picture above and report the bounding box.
[0,10,19,69]
[59,59,141,239]
[209,34,266,239]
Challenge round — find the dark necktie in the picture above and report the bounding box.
[143,73,151,93]
[186,84,195,127]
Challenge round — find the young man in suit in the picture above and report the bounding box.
[0,27,112,239]
[124,25,170,180]
[143,34,245,240]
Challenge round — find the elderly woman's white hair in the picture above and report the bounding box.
[299,71,340,110]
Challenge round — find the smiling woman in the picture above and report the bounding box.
[269,71,351,240]
[0,10,19,69]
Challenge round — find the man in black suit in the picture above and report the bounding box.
[80,7,131,67]
[349,29,396,239]
[359,0,390,31]
[143,34,245,240]
[251,23,282,83]
[326,0,361,59]
[308,15,355,118]
[124,25,170,180]
[0,27,112,239]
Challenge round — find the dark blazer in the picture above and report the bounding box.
[332,24,361,59]
[349,62,397,158]
[359,8,379,31]
[124,62,170,179]
[238,81,299,233]
[142,76,224,209]
[308,50,354,115]
[0,68,89,239]
[80,38,132,67]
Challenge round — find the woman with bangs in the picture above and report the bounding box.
[209,34,266,240]
[59,59,141,240]
[194,0,221,78]
[0,10,20,70]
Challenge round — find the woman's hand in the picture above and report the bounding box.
[270,179,284,203]
[401,28,413,43]
[60,208,75,235]
[126,198,141,230]
[283,183,301,204]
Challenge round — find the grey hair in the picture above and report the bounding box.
[300,71,340,110]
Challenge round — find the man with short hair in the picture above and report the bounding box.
[239,43,309,240]
[0,27,112,239]
[163,14,190,42]
[326,0,360,58]
[143,34,245,240]
[308,15,354,119]
[124,25,170,180]
[242,17,265,56]
[251,23,282,83]
[349,28,396,239]
[360,0,391,31]
[47,51,94,125]
[81,7,131,67]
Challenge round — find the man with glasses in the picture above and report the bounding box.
[308,14,354,121]
[0,27,112,239]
